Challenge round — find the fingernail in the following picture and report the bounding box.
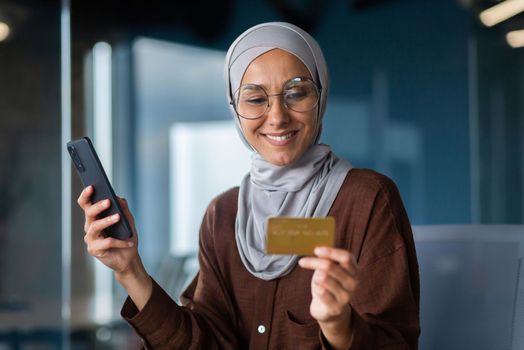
[314,247,328,255]
[127,241,134,247]
[112,213,119,221]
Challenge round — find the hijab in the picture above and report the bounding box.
[225,22,352,280]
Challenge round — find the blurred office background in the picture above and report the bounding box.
[0,0,523,348]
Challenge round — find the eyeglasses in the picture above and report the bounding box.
[232,76,321,120]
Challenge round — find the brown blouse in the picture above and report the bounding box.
[121,169,420,349]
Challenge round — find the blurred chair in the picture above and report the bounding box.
[414,225,524,350]
[155,253,198,303]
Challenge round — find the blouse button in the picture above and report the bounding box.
[257,325,266,334]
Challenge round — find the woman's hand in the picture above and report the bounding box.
[77,185,139,274]
[298,246,359,349]
[78,186,152,310]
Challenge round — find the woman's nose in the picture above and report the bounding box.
[266,95,290,127]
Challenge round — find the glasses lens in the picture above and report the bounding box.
[234,78,320,119]
[283,78,319,112]
[235,84,268,119]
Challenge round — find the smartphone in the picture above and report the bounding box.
[67,137,133,240]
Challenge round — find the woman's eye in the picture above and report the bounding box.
[285,89,307,100]
[243,96,267,105]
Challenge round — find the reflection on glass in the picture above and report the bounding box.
[169,121,251,256]
[92,41,114,325]
[132,38,229,274]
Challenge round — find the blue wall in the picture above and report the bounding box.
[142,0,476,224]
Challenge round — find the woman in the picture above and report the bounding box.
[78,22,420,349]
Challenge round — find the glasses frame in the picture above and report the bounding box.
[231,76,321,120]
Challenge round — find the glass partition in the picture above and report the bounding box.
[0,0,66,348]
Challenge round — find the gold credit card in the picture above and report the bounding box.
[266,217,335,256]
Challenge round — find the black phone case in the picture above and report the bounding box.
[67,137,133,240]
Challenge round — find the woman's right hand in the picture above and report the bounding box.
[77,185,139,275]
[78,185,153,309]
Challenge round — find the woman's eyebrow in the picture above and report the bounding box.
[241,84,264,90]
[241,81,268,89]
[241,75,307,91]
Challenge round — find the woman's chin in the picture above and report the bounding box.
[264,151,298,167]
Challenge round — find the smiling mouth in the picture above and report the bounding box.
[262,130,298,145]
[266,131,297,141]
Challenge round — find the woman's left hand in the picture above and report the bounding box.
[298,246,358,347]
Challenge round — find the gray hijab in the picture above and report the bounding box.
[225,22,352,280]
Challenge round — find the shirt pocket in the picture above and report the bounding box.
[285,310,319,340]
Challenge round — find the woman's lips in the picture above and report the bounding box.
[262,130,298,146]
